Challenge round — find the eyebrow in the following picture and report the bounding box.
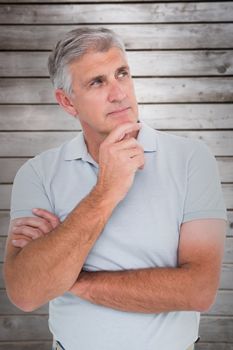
[84,65,130,87]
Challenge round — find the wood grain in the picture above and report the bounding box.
[199,317,233,342]
[1,104,233,130]
[0,0,204,2]
[1,78,233,103]
[1,24,233,50]
[0,315,52,341]
[196,344,233,350]
[1,3,233,24]
[0,1,232,348]
[0,315,232,342]
[220,264,233,290]
[0,342,52,350]
[1,51,233,77]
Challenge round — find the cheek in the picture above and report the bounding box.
[127,81,137,99]
[84,89,107,104]
[82,94,106,117]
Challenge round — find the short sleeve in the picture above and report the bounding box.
[10,160,54,220]
[182,140,227,223]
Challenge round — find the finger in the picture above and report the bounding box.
[12,239,30,248]
[14,217,53,234]
[32,208,60,229]
[131,153,145,170]
[121,147,144,159]
[115,138,144,152]
[12,226,44,239]
[103,122,141,145]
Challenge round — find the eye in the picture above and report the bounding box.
[90,78,103,87]
[118,70,129,78]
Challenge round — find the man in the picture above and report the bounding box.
[4,27,227,350]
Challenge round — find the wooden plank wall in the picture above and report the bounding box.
[0,1,233,349]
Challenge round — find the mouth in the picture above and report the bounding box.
[107,107,131,116]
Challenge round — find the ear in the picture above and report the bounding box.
[55,89,78,116]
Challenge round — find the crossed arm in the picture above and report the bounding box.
[5,209,226,313]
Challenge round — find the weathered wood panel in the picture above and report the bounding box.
[217,158,233,183]
[0,342,52,350]
[199,317,233,342]
[0,263,5,288]
[0,212,10,237]
[0,132,77,157]
[0,131,232,157]
[223,237,233,264]
[0,1,232,348]
[1,78,233,104]
[205,290,233,316]
[1,157,232,184]
[1,3,233,24]
[0,315,232,342]
[0,106,80,130]
[1,24,233,50]
[1,51,233,77]
[0,159,31,183]
[0,236,6,262]
[135,78,233,103]
[140,103,233,129]
[196,344,233,350]
[220,264,233,290]
[0,0,202,2]
[0,315,52,341]
[171,131,233,157]
[1,104,233,131]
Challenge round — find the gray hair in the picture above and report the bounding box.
[48,27,126,95]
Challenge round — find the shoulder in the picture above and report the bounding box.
[15,135,79,180]
[154,129,211,161]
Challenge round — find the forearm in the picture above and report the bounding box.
[4,187,117,311]
[72,266,215,313]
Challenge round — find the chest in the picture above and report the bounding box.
[49,155,186,269]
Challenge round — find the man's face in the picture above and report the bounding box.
[68,47,139,138]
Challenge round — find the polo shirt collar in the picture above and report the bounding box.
[64,120,157,162]
[137,120,157,153]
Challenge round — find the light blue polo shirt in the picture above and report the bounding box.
[10,120,227,350]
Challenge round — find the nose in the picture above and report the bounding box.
[108,81,127,103]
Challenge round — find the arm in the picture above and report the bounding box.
[3,122,144,312]
[69,218,226,313]
[4,188,117,312]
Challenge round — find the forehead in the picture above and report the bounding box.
[69,47,128,81]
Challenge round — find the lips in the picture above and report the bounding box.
[108,107,130,115]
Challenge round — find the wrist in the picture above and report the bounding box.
[92,184,120,208]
